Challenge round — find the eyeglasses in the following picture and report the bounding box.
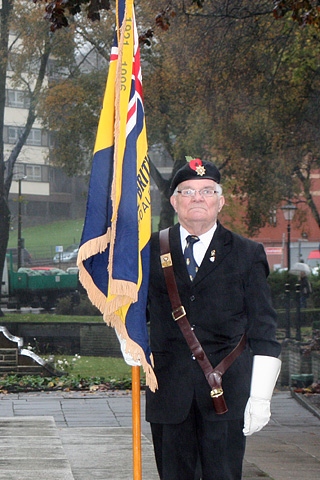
[177,188,219,198]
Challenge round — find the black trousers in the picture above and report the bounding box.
[150,398,246,480]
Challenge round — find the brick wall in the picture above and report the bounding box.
[80,324,121,357]
[1,322,122,357]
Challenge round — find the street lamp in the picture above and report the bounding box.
[281,201,297,340]
[281,202,297,271]
[285,282,291,339]
[295,283,301,341]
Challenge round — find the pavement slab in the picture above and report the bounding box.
[245,391,320,480]
[0,416,74,480]
[59,426,158,480]
[0,390,319,479]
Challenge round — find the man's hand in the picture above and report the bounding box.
[243,397,271,436]
[116,332,141,367]
[243,355,281,436]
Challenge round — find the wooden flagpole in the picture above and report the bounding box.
[132,366,142,479]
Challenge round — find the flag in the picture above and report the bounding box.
[77,0,157,391]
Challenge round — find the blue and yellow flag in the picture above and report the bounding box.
[77,0,156,391]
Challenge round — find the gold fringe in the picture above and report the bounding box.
[78,239,158,392]
[104,294,132,315]
[77,230,111,263]
[77,232,112,314]
[111,316,158,392]
[78,265,107,313]
[109,278,138,301]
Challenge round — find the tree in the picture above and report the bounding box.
[0,0,14,315]
[0,0,76,310]
[38,13,115,175]
[141,1,320,233]
[273,1,320,27]
[210,12,320,233]
[33,0,320,235]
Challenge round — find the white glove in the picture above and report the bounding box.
[243,355,281,436]
[116,332,141,367]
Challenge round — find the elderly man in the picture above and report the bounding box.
[145,159,281,480]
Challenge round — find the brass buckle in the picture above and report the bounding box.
[172,306,186,321]
[210,388,224,398]
[160,253,172,268]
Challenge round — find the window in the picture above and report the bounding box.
[26,165,42,181]
[7,90,24,108]
[7,126,42,146]
[8,127,21,143]
[269,209,277,227]
[26,129,41,146]
[13,163,25,179]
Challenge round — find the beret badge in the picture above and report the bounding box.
[170,157,220,193]
[186,157,206,176]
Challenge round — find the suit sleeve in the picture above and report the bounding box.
[245,243,281,358]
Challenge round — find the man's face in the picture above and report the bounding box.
[170,178,225,232]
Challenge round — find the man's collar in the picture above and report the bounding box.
[180,224,217,244]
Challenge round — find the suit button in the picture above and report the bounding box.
[190,295,195,301]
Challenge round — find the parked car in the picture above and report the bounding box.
[66,266,79,275]
[53,244,79,264]
[6,248,32,266]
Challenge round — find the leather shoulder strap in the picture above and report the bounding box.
[159,228,229,412]
[159,228,247,414]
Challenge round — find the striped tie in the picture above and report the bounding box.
[184,235,200,281]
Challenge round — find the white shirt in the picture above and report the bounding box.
[180,224,217,267]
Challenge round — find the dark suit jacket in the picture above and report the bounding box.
[146,222,281,424]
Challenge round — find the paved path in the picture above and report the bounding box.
[0,416,74,480]
[0,390,319,479]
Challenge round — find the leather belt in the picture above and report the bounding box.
[159,227,247,414]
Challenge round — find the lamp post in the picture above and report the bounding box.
[281,202,297,272]
[295,283,301,341]
[285,283,291,338]
[281,202,297,339]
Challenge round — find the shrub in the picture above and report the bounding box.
[268,271,297,309]
[55,294,100,316]
[310,274,320,308]
[268,270,320,309]
[0,374,135,393]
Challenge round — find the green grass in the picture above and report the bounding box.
[2,355,142,392]
[0,356,141,393]
[8,216,160,261]
[8,219,84,260]
[54,355,132,378]
[3,313,102,323]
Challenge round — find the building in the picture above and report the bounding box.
[4,17,87,232]
[250,170,320,271]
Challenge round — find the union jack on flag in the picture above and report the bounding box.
[77,0,157,391]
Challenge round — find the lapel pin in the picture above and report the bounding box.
[210,250,216,262]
